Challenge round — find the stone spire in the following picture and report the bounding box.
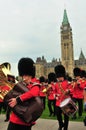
[79,49,85,60]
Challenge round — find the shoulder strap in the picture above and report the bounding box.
[32,82,41,88]
[58,82,65,94]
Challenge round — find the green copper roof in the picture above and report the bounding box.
[62,9,69,25]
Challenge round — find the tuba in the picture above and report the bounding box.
[0,62,15,100]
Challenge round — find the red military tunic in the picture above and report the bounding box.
[0,85,10,101]
[39,84,46,97]
[72,79,85,99]
[47,82,56,100]
[55,80,71,106]
[83,80,86,103]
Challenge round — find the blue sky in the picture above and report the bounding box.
[0,0,86,76]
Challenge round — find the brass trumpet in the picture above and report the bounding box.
[42,84,52,93]
[71,78,85,89]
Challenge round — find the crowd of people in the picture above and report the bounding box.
[0,57,86,130]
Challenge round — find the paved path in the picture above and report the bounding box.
[0,114,86,130]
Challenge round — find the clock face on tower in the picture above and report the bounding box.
[63,26,67,30]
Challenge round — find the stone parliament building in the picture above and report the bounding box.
[35,9,86,78]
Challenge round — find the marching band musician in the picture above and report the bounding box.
[4,75,16,122]
[7,57,41,130]
[0,94,4,113]
[81,70,86,126]
[0,62,16,122]
[39,76,46,109]
[71,67,85,119]
[54,65,71,130]
[83,87,86,112]
[83,83,86,126]
[47,72,56,117]
[0,85,10,114]
[0,62,12,115]
[81,70,86,112]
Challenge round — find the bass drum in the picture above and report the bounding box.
[60,98,78,117]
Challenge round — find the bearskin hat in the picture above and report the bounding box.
[39,76,45,83]
[54,65,66,78]
[48,72,56,82]
[81,70,86,78]
[73,67,81,77]
[18,57,35,76]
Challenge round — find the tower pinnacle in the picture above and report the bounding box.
[62,9,69,25]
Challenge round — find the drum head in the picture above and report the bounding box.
[60,98,71,107]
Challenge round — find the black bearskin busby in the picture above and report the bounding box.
[81,70,86,78]
[18,57,35,76]
[39,76,45,83]
[73,67,81,77]
[54,65,66,78]
[48,72,56,83]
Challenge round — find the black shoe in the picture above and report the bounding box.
[4,119,9,122]
[49,113,52,117]
[72,116,77,119]
[83,117,86,126]
[79,116,82,118]
[49,112,54,117]
[58,127,62,130]
[58,123,64,130]
[52,112,56,116]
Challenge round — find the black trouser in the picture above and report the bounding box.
[56,106,69,130]
[0,102,7,113]
[72,98,83,116]
[3,102,7,112]
[48,99,56,116]
[40,96,46,109]
[7,122,32,130]
[0,102,3,113]
[5,106,11,120]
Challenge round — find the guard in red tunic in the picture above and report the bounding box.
[39,76,46,109]
[0,85,10,114]
[0,62,16,122]
[72,67,85,119]
[4,75,16,122]
[54,65,71,130]
[0,85,9,114]
[0,97,3,113]
[47,72,56,116]
[7,57,41,130]
[80,70,86,112]
[83,87,86,111]
[83,83,86,126]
